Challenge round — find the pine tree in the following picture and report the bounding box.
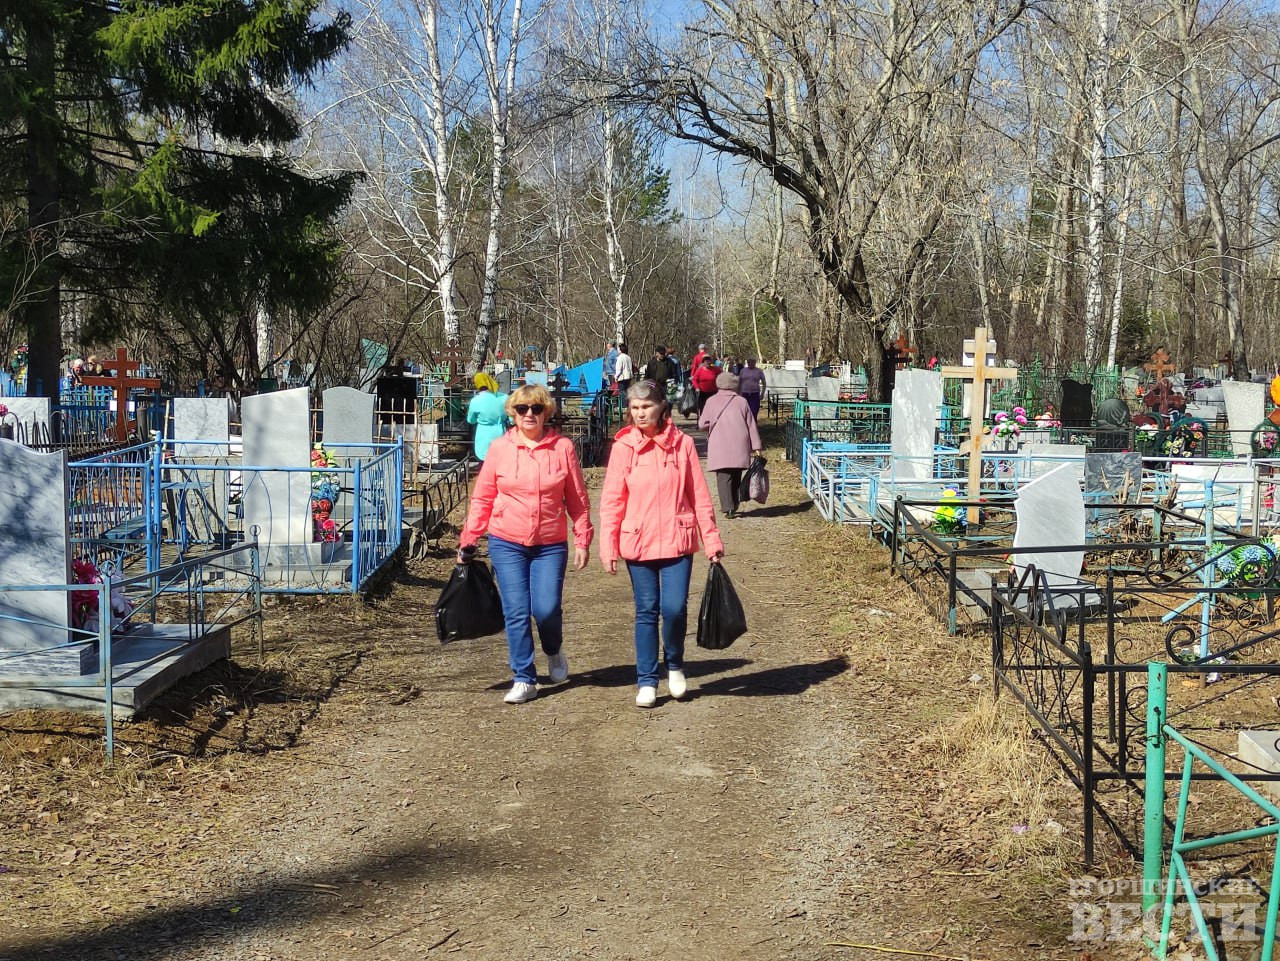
[0,0,355,401]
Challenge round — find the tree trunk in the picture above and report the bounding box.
[1083,0,1112,366]
[22,9,60,402]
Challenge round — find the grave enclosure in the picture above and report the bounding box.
[789,334,1280,882]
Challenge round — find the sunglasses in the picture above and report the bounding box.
[514,404,545,416]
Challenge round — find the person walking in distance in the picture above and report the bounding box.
[649,345,676,398]
[700,369,762,518]
[458,384,593,704]
[691,355,720,415]
[614,342,634,412]
[465,372,509,461]
[737,358,767,421]
[604,342,618,390]
[600,381,724,708]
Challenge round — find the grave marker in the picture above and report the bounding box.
[941,327,1018,522]
[322,386,376,454]
[1222,381,1266,458]
[1145,347,1177,381]
[173,397,231,458]
[242,387,311,550]
[890,370,943,482]
[1012,464,1086,588]
[0,440,71,650]
[80,348,161,442]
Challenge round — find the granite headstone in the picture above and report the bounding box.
[173,397,231,458]
[1222,381,1266,457]
[322,386,376,455]
[242,387,312,549]
[890,369,943,482]
[0,440,71,650]
[1012,464,1086,587]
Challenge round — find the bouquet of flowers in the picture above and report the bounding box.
[310,445,341,543]
[932,488,965,536]
[992,406,1028,440]
[1251,423,1280,459]
[70,557,135,634]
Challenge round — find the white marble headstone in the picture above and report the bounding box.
[768,368,808,395]
[397,422,439,467]
[242,387,312,549]
[890,369,943,482]
[1012,464,1086,587]
[0,441,71,650]
[1222,381,1266,457]
[322,387,375,452]
[173,397,231,458]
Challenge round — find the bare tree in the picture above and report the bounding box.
[632,0,1029,399]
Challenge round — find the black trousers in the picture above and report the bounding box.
[715,469,743,515]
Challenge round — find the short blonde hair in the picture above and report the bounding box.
[505,384,556,420]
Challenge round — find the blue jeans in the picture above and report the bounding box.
[626,555,694,688]
[488,536,568,683]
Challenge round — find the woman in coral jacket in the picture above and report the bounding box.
[599,380,724,708]
[458,384,593,704]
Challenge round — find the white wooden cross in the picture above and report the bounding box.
[941,327,1018,524]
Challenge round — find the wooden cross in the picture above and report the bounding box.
[437,341,466,388]
[80,347,161,442]
[1145,348,1177,381]
[941,327,1018,524]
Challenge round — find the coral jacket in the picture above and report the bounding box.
[599,420,723,565]
[460,429,594,550]
[691,363,720,394]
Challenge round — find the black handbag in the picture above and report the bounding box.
[696,563,748,650]
[435,560,506,642]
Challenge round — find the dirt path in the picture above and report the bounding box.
[1,428,1086,961]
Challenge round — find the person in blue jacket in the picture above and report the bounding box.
[467,372,509,460]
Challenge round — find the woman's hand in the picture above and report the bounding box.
[456,544,476,565]
[603,558,618,575]
[709,550,724,564]
[574,546,589,571]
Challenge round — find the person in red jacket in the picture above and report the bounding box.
[459,384,593,704]
[691,356,721,415]
[599,380,724,708]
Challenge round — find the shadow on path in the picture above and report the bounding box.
[690,656,848,699]
[736,501,814,519]
[0,838,494,961]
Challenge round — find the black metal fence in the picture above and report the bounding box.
[990,563,1280,864]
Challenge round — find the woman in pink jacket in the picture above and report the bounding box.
[459,385,593,704]
[699,370,762,518]
[600,381,724,708]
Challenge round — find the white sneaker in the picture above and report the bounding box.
[635,685,657,708]
[504,681,538,704]
[548,650,569,684]
[668,669,687,700]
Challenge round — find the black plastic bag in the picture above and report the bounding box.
[696,563,748,650]
[678,385,697,416]
[744,455,770,504]
[435,560,506,642]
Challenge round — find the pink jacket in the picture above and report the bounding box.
[460,429,594,550]
[599,420,724,565]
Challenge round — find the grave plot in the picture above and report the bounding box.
[63,386,406,595]
[0,437,260,743]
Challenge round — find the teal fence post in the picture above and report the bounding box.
[1143,662,1168,920]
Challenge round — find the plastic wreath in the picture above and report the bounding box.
[1251,422,1280,459]
[1214,542,1278,598]
[70,557,134,632]
[1161,415,1208,458]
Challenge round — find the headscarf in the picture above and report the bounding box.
[716,371,740,392]
[473,372,499,393]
